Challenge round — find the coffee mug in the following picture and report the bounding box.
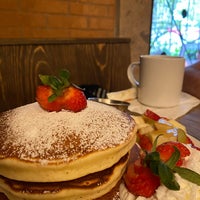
[127,55,185,108]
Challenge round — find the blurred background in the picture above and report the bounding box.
[0,0,152,63]
[1,0,200,65]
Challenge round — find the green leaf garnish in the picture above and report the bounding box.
[165,147,180,169]
[151,134,164,152]
[59,69,70,85]
[49,76,62,90]
[143,136,200,191]
[158,162,180,190]
[38,69,71,102]
[39,74,51,85]
[174,166,200,186]
[145,151,160,175]
[48,94,57,102]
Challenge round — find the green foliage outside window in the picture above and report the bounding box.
[150,0,200,66]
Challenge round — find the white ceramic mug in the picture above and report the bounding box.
[127,55,185,107]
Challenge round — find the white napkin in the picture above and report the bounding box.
[107,88,200,119]
[107,88,137,102]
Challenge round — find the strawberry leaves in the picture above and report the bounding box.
[39,69,71,102]
[144,137,200,191]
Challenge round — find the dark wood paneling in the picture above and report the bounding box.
[182,61,200,99]
[0,38,131,112]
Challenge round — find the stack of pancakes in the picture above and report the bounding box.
[0,101,137,200]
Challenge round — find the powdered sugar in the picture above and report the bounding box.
[0,101,134,163]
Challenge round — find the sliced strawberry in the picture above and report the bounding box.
[36,85,62,112]
[184,136,200,151]
[137,133,153,152]
[144,109,161,121]
[191,145,200,151]
[156,142,190,166]
[124,159,160,197]
[185,136,194,145]
[62,86,87,112]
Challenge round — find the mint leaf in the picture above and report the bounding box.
[59,69,70,87]
[39,74,62,90]
[146,151,160,162]
[174,167,200,186]
[165,147,180,169]
[158,162,180,190]
[39,74,51,85]
[149,160,160,175]
[48,94,57,102]
[38,69,71,102]
[145,151,160,175]
[152,134,163,152]
[49,76,62,90]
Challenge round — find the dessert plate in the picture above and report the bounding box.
[190,135,200,146]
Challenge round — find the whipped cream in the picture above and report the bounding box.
[120,145,200,200]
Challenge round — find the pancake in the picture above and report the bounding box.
[0,100,137,199]
[0,154,128,200]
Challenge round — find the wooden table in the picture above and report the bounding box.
[178,104,200,141]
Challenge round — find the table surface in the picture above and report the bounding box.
[178,104,200,141]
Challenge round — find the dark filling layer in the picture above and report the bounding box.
[1,153,128,194]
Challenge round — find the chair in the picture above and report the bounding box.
[182,61,200,99]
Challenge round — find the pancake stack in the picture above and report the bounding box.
[0,101,137,200]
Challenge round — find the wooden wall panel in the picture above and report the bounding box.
[0,38,131,112]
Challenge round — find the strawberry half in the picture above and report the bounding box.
[137,133,153,152]
[36,69,87,112]
[124,159,160,197]
[62,86,87,112]
[181,135,200,151]
[36,85,63,112]
[156,141,190,166]
[144,109,161,121]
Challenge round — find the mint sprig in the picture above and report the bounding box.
[174,166,200,186]
[144,136,200,190]
[39,69,71,102]
[158,162,180,190]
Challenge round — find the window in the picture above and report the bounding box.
[150,0,200,66]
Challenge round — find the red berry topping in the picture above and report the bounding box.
[156,141,190,166]
[124,159,160,198]
[137,133,153,152]
[36,70,87,112]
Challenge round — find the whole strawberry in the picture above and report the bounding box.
[36,69,87,112]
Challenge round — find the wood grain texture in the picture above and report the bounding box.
[0,38,131,112]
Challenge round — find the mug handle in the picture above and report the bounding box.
[127,62,140,87]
